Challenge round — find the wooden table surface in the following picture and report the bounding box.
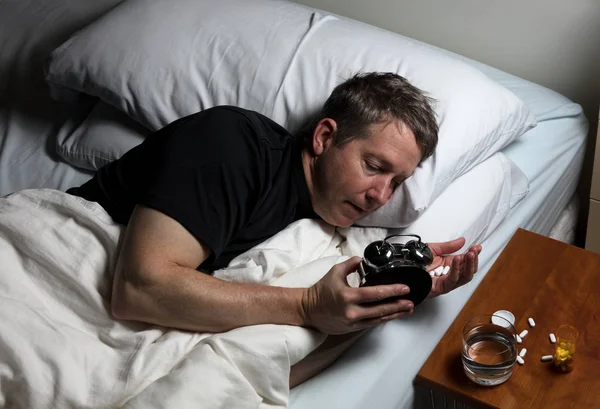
[416,228,600,408]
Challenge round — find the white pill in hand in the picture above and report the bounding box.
[528,317,536,327]
[541,355,553,362]
[517,356,525,365]
[519,330,528,339]
[549,333,556,343]
[519,348,527,358]
[442,266,450,275]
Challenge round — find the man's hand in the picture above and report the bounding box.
[426,237,482,299]
[301,257,414,334]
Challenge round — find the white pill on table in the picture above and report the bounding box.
[541,355,553,362]
[442,266,450,275]
[519,348,527,358]
[516,335,522,344]
[519,330,528,339]
[549,333,556,344]
[528,317,536,328]
[517,356,525,365]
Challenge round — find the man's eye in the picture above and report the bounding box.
[365,161,379,172]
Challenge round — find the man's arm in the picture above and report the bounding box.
[289,330,366,388]
[111,205,415,333]
[111,205,308,332]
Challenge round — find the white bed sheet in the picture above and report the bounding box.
[288,83,587,409]
[0,0,121,196]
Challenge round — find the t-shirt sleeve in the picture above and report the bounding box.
[136,107,263,260]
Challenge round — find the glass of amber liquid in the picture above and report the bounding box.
[553,324,578,373]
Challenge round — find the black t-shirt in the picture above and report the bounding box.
[68,106,317,271]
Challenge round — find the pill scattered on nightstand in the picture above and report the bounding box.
[528,318,536,328]
[519,348,527,358]
[517,356,525,365]
[549,333,556,344]
[541,355,553,362]
[442,266,450,275]
[516,335,522,344]
[519,330,528,339]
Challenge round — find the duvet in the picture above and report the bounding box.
[0,189,380,409]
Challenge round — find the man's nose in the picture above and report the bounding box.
[366,176,394,207]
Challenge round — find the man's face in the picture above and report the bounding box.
[309,119,422,227]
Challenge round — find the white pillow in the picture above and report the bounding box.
[45,0,536,226]
[55,101,148,170]
[390,151,529,245]
[344,152,529,257]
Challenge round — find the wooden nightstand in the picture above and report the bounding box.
[416,229,600,408]
[585,106,600,254]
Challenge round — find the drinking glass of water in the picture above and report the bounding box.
[461,314,518,386]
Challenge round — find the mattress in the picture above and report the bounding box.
[548,196,579,244]
[288,72,587,409]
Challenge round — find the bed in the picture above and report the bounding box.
[0,0,587,408]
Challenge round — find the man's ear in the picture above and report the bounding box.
[311,118,337,156]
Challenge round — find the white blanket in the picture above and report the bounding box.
[0,189,382,409]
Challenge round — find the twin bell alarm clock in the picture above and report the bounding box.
[358,234,433,306]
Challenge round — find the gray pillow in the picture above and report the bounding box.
[56,101,148,170]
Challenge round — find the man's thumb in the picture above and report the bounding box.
[335,256,362,276]
[434,237,466,255]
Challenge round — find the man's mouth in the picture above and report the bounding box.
[347,201,365,214]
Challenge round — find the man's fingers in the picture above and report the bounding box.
[353,298,414,321]
[470,251,479,274]
[431,237,466,255]
[438,255,463,295]
[470,245,482,254]
[447,255,462,284]
[356,308,414,329]
[459,251,477,284]
[352,284,410,304]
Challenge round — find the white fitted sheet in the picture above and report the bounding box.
[0,0,122,196]
[288,80,587,409]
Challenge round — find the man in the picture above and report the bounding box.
[68,72,481,387]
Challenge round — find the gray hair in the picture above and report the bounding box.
[301,72,439,161]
